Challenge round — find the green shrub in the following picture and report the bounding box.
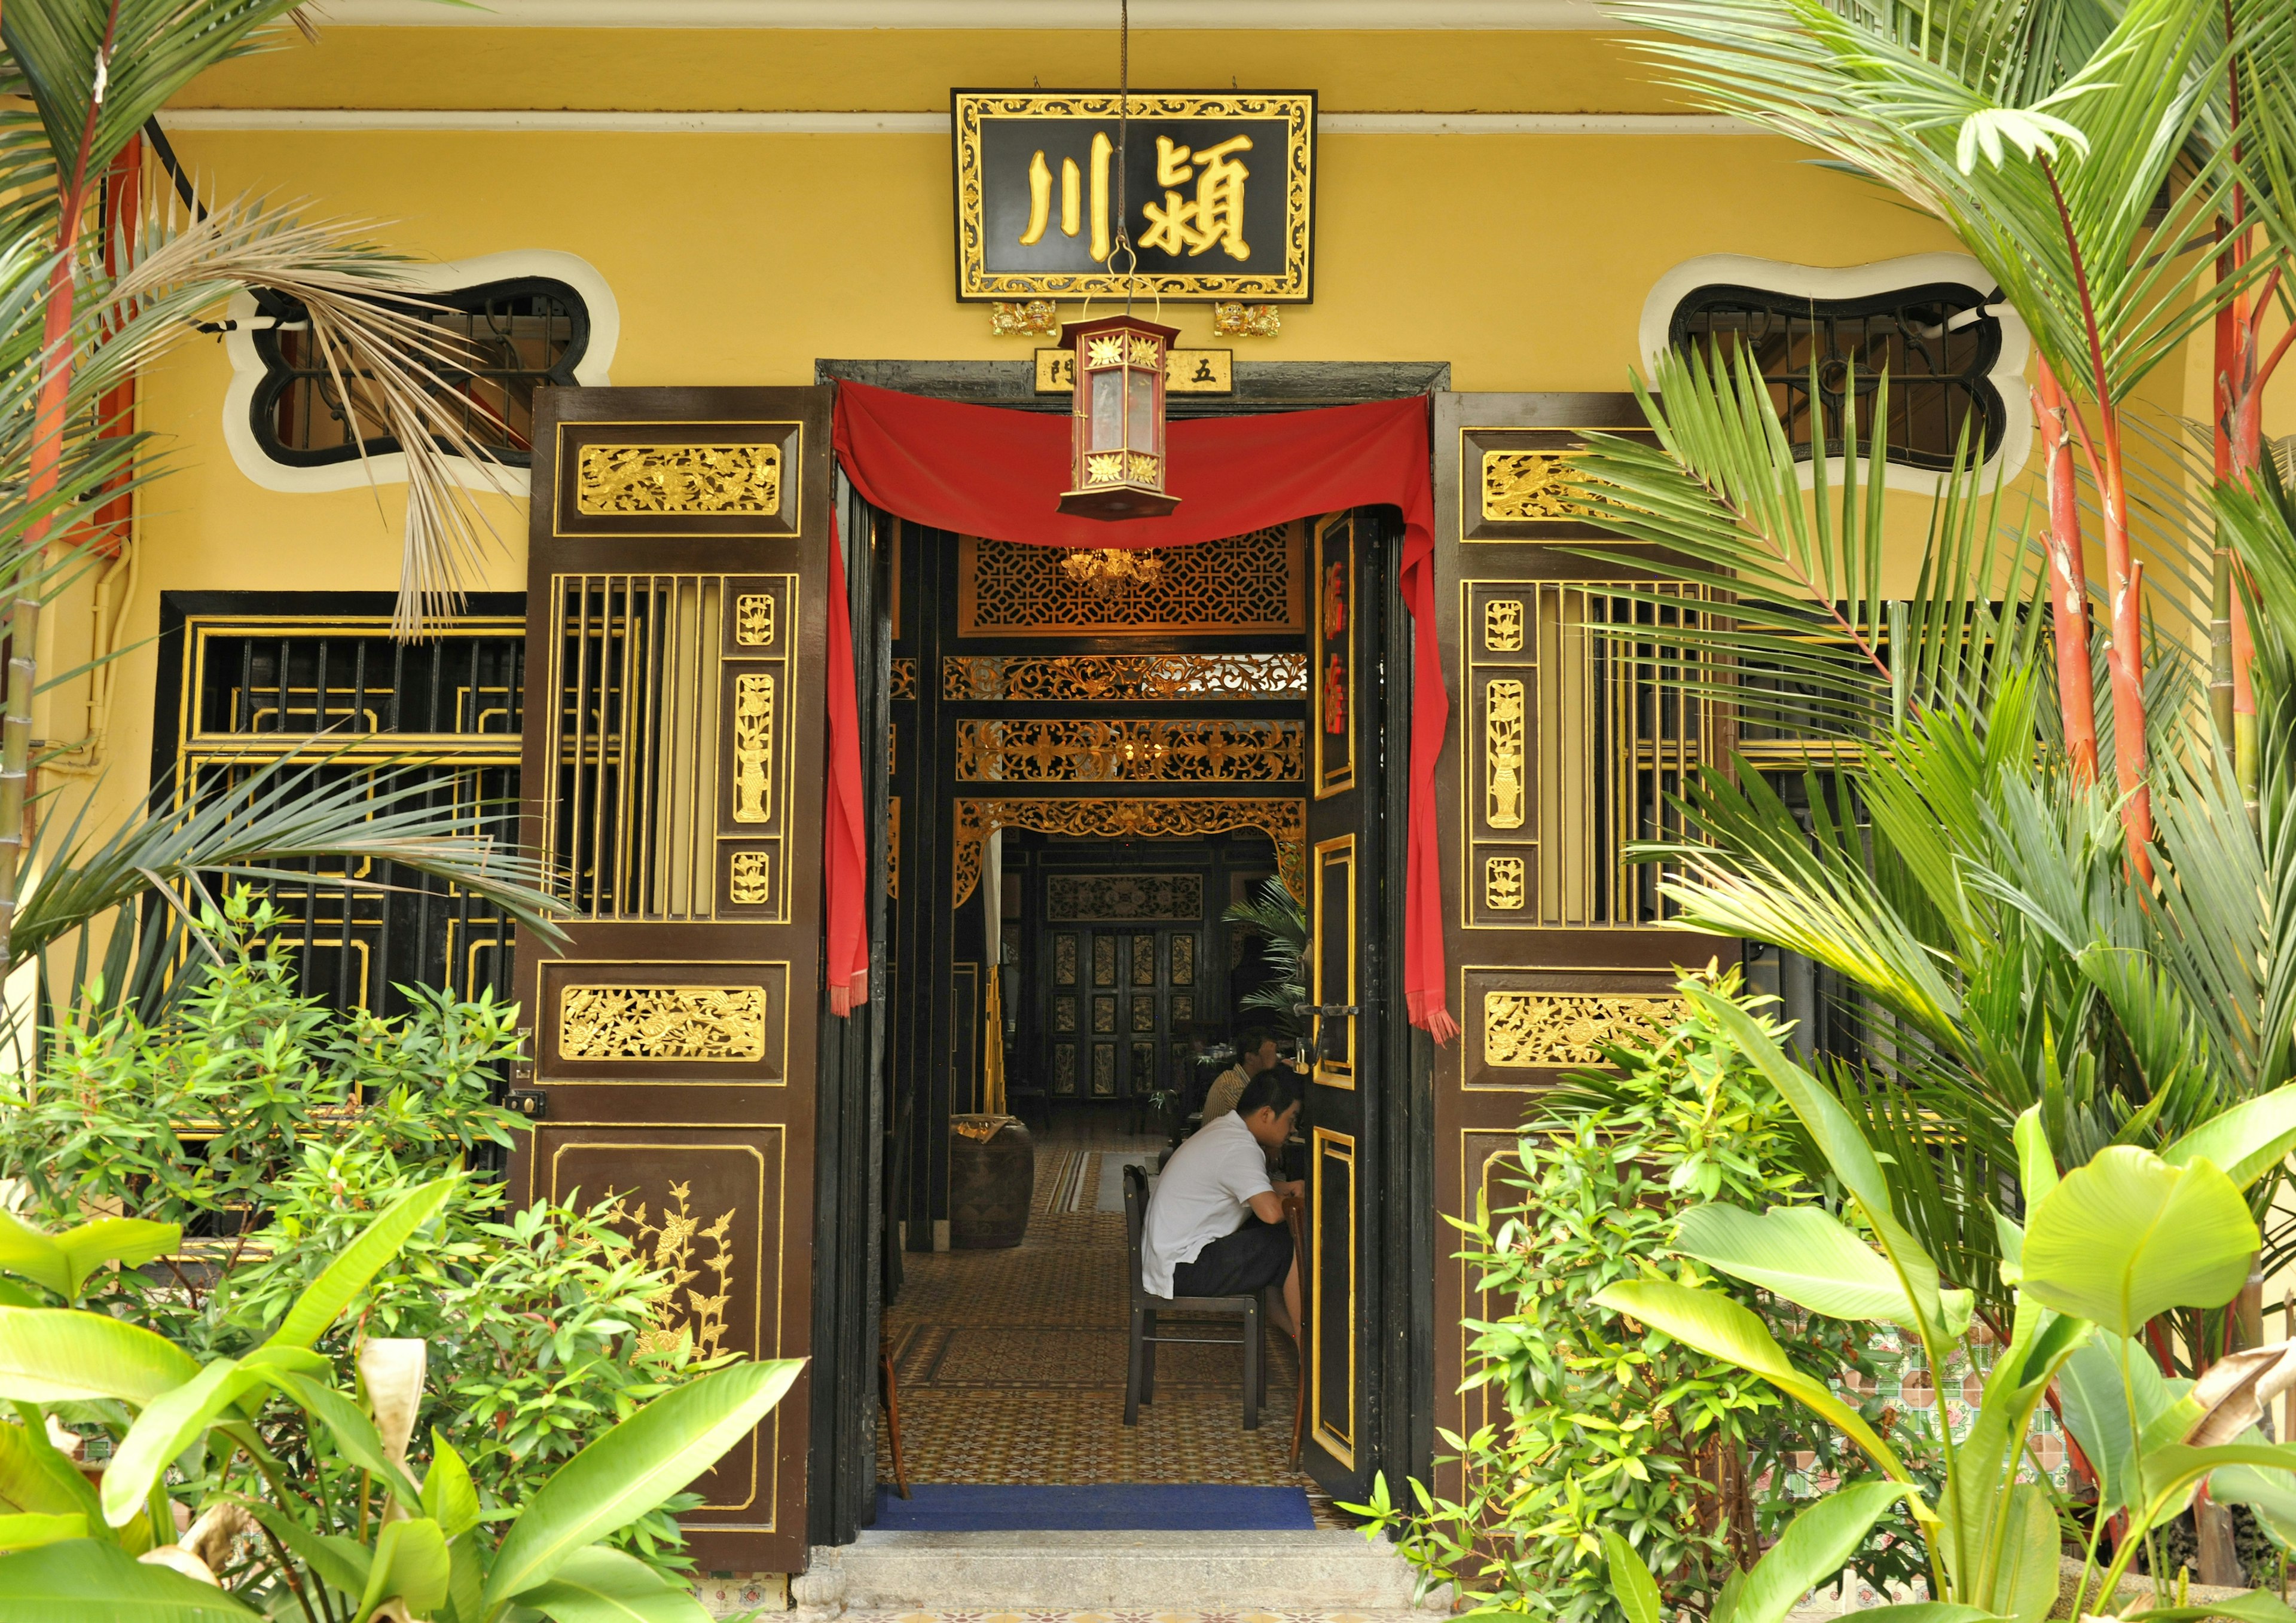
[1346,968,1934,1620]
[0,890,710,1576]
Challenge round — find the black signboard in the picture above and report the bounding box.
[953,90,1316,302]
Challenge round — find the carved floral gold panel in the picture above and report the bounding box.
[731,673,775,824]
[1046,873,1204,922]
[735,594,775,647]
[1131,995,1156,1033]
[560,985,769,1062]
[729,852,770,906]
[956,718,1302,784]
[1092,996,1118,1034]
[1485,856,1526,912]
[1054,933,1078,985]
[1092,1045,1118,1096]
[1485,680,1526,831]
[1483,992,1683,1069]
[1054,995,1077,1032]
[942,653,1308,701]
[619,1180,738,1361]
[1132,936,1156,987]
[960,526,1299,635]
[951,797,1305,907]
[1171,936,1195,986]
[1053,1044,1077,1093]
[1484,598,1525,654]
[1480,451,1585,522]
[890,658,918,700]
[575,444,781,516]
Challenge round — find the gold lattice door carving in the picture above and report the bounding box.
[958,525,1304,635]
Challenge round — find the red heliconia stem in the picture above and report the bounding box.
[2034,359,2099,788]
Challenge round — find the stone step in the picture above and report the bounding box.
[789,1530,1443,1615]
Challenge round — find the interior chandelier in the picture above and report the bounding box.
[1061,546,1165,595]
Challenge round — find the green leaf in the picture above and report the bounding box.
[1601,1527,1662,1623]
[239,1502,371,1601]
[1684,988,1955,1341]
[264,1177,456,1351]
[443,1532,486,1623]
[1852,1609,2002,1623]
[2013,1107,2058,1213]
[484,1358,803,1607]
[2022,1148,2255,1335]
[503,1546,714,1623]
[2139,1442,2296,1530]
[2132,1599,2296,1623]
[355,1517,448,1623]
[1675,1202,1941,1330]
[0,1411,101,1523]
[259,1371,423,1506]
[0,1513,83,1551]
[422,1431,482,1541]
[1594,1280,1918,1487]
[1995,1484,2059,1623]
[0,1538,258,1618]
[1732,1481,1914,1623]
[2203,1465,2296,1562]
[2162,1086,2296,1190]
[101,1360,261,1528]
[0,1215,179,1301]
[2057,1334,2174,1514]
[0,1309,201,1406]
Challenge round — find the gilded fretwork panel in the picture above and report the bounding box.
[1458,579,1714,928]
[576,444,781,517]
[890,658,918,700]
[958,525,1303,636]
[955,718,1303,784]
[731,674,775,823]
[942,653,1307,701]
[1482,991,1683,1069]
[559,984,770,1062]
[1479,451,1586,522]
[1046,873,1204,922]
[951,797,1305,908]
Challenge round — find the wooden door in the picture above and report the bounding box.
[512,386,835,1573]
[1044,913,1204,1104]
[1298,508,1387,1501]
[1428,394,1703,1481]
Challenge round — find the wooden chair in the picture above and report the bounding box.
[1122,1163,1269,1430]
[878,1324,910,1498]
[1278,1191,1308,1471]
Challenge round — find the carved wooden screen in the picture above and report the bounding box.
[1299,508,1387,1502]
[1429,394,1711,1466]
[514,386,833,1573]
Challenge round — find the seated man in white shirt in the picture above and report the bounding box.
[1140,1068,1304,1336]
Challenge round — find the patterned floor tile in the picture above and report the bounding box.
[881,1137,1350,1529]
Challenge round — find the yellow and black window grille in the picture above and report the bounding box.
[160,595,527,1017]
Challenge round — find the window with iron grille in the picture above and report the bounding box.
[249,277,587,469]
[1669,282,2007,471]
[155,593,527,1017]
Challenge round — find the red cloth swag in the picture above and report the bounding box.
[828,379,1455,1042]
[822,511,872,1016]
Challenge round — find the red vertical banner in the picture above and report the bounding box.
[822,511,871,1016]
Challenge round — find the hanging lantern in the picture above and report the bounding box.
[1057,313,1181,521]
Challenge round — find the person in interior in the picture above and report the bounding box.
[1201,1023,1282,1123]
[1140,1067,1303,1336]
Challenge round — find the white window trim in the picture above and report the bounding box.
[222,248,619,496]
[1636,252,2033,496]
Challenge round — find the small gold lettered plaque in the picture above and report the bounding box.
[1034,347,1233,395]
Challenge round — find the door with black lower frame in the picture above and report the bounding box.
[1297,506,1396,1503]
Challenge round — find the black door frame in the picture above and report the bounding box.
[805,357,1449,1549]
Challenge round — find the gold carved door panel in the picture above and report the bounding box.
[513,386,835,1574]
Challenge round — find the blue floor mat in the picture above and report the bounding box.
[871,1483,1315,1531]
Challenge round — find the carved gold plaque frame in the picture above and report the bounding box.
[951,797,1305,907]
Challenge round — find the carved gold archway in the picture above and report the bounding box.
[951,796,1305,908]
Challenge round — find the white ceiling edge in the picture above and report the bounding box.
[305,0,1613,27]
[160,108,1749,133]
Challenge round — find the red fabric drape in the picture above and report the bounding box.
[829,380,1455,1042]
[822,511,872,1016]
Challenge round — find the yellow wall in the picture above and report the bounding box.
[65,23,2029,845]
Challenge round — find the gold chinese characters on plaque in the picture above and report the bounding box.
[1480,451,1585,522]
[1484,992,1683,1068]
[575,444,781,517]
[731,673,774,824]
[560,985,769,1062]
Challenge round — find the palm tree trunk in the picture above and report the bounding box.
[2097,419,2154,879]
[2034,360,2099,787]
[2,7,124,967]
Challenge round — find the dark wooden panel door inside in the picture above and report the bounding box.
[1299,508,1383,1502]
[512,385,835,1574]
